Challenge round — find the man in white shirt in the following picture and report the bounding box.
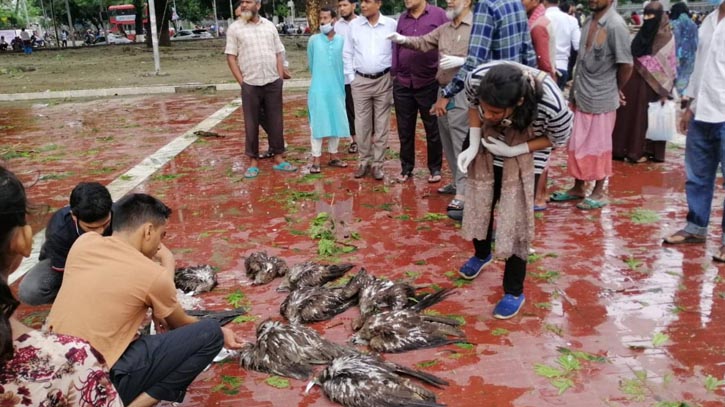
[665,0,725,262]
[342,0,396,180]
[544,0,580,89]
[335,0,359,154]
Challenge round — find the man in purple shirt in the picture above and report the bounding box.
[392,0,448,183]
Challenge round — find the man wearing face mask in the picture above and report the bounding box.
[225,0,295,178]
[388,0,473,216]
[664,0,725,261]
[306,8,351,173]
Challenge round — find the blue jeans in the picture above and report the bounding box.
[556,69,568,90]
[684,119,725,243]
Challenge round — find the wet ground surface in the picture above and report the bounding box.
[2,92,724,406]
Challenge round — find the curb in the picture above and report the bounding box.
[0,79,311,102]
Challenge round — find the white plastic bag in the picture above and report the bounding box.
[645,100,676,142]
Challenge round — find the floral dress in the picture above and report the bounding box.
[0,330,122,407]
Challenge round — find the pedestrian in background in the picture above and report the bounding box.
[334,0,360,154]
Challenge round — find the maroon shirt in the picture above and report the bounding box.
[392,4,449,89]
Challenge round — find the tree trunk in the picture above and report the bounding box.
[306,0,319,33]
[145,0,172,47]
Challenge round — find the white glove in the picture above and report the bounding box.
[457,127,481,174]
[386,32,408,45]
[439,54,465,70]
[480,137,529,158]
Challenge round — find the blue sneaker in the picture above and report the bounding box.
[493,294,526,319]
[458,254,493,280]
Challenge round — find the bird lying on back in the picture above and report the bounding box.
[174,264,218,294]
[244,251,289,285]
[351,309,466,353]
[307,353,448,407]
[277,261,355,292]
[280,270,363,324]
[239,319,354,380]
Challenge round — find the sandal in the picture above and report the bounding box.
[244,167,259,178]
[428,172,442,183]
[272,162,298,172]
[576,198,607,210]
[663,229,706,245]
[437,183,456,195]
[713,245,725,262]
[447,199,464,211]
[550,191,584,202]
[309,164,321,174]
[328,159,348,168]
[396,173,411,183]
[259,150,275,159]
[348,142,358,154]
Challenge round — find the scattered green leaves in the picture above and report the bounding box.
[152,173,182,181]
[225,290,245,308]
[534,302,552,310]
[491,328,509,336]
[535,348,606,395]
[455,343,474,350]
[211,375,243,395]
[417,213,448,221]
[416,360,439,368]
[704,375,725,392]
[620,375,647,401]
[628,208,660,224]
[265,376,291,389]
[414,260,427,266]
[531,270,560,283]
[652,332,669,347]
[395,214,411,221]
[232,315,258,324]
[624,256,643,270]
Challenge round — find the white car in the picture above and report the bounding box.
[171,29,213,41]
[93,33,133,45]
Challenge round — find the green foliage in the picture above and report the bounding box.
[652,332,669,347]
[307,212,357,258]
[704,375,725,392]
[531,269,560,283]
[265,375,290,388]
[211,375,243,395]
[491,328,509,336]
[232,315,257,324]
[534,348,606,395]
[628,208,660,224]
[417,213,448,221]
[416,360,438,368]
[225,290,245,308]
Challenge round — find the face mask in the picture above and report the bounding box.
[320,23,333,34]
[707,0,724,6]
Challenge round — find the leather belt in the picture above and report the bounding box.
[355,68,391,79]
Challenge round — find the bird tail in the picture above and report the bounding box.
[186,307,246,326]
[411,287,455,312]
[391,363,449,388]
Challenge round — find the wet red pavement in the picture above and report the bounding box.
[2,92,724,406]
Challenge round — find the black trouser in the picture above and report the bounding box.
[393,80,442,176]
[110,319,223,405]
[345,84,356,137]
[241,79,284,158]
[471,167,539,297]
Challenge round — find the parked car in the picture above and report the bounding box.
[171,29,213,41]
[93,33,133,45]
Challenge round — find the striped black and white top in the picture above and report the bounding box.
[464,61,573,174]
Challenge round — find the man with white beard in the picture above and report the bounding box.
[225,0,296,178]
[388,0,473,218]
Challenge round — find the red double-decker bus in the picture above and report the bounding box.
[108,4,146,40]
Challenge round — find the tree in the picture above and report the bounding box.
[306,0,318,31]
[145,0,171,46]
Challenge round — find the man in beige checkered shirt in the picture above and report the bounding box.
[225,0,297,178]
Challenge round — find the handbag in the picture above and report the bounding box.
[645,100,677,142]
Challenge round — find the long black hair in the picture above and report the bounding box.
[477,64,544,131]
[669,2,690,21]
[0,166,28,363]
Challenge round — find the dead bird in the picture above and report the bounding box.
[186,307,246,326]
[280,270,364,324]
[351,309,466,353]
[174,264,218,294]
[277,261,355,292]
[306,354,447,407]
[353,268,454,329]
[244,251,289,285]
[239,319,354,380]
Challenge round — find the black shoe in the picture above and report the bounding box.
[447,209,462,221]
[354,164,369,178]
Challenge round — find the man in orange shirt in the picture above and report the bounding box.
[48,193,244,407]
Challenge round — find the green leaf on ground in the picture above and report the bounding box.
[527,253,543,263]
[265,376,290,389]
[624,256,643,270]
[556,354,581,372]
[152,173,182,181]
[531,270,560,283]
[534,363,564,378]
[552,377,574,395]
[416,360,439,368]
[418,213,448,221]
[414,260,427,265]
[534,302,552,310]
[452,278,472,288]
[652,332,669,347]
[211,375,243,395]
[232,315,257,324]
[395,214,411,221]
[491,328,509,336]
[620,377,647,401]
[704,375,725,392]
[225,290,245,308]
[628,208,660,224]
[405,271,420,279]
[454,343,474,350]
